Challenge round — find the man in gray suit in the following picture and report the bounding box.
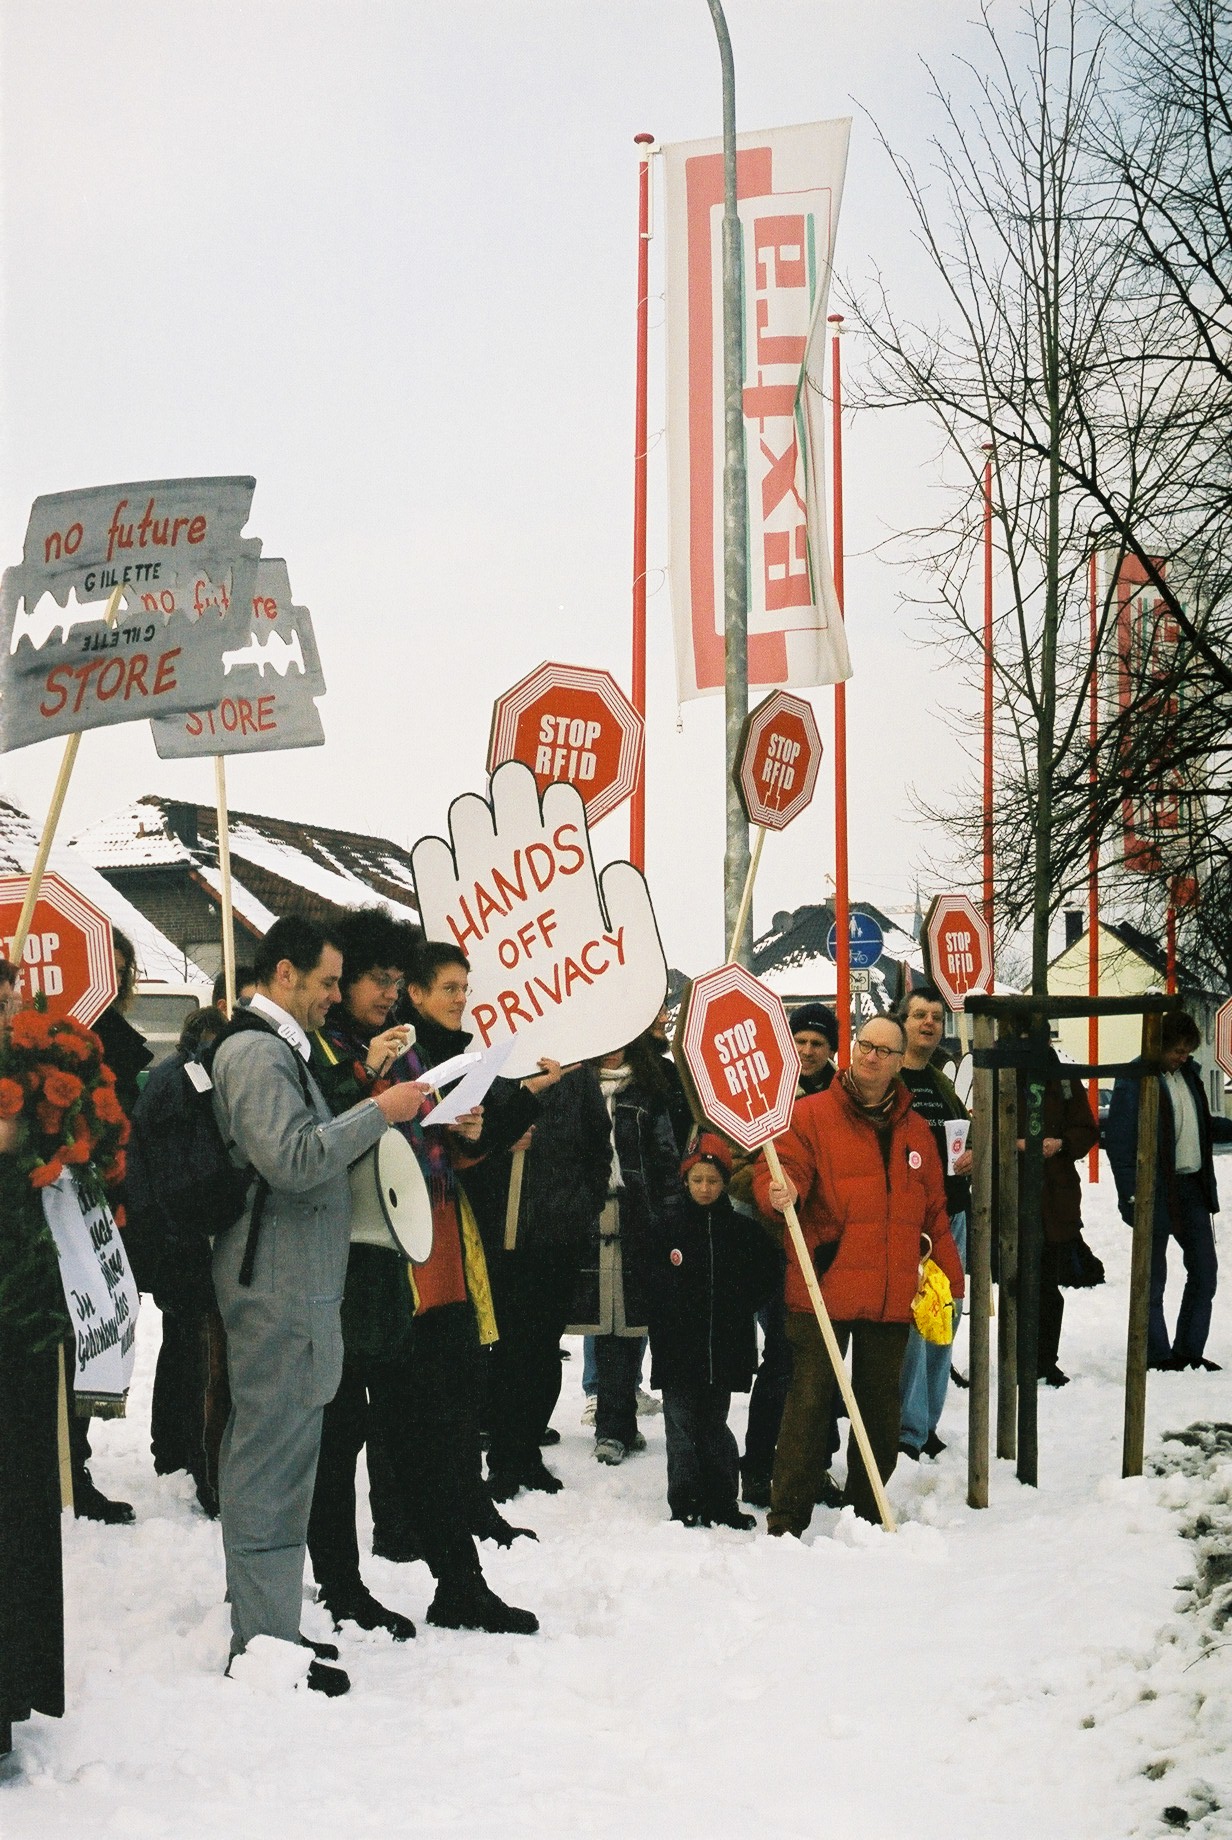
[211,915,428,1694]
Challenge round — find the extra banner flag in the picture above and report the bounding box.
[663,118,852,702]
[1114,553,1201,898]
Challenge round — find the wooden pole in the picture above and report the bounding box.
[830,316,850,1068]
[10,585,125,972]
[214,755,236,1017]
[763,1138,897,1533]
[504,1146,526,1251]
[967,1012,995,1507]
[57,1342,74,1512]
[726,824,766,964]
[1087,549,1101,1182]
[1123,1010,1163,1477]
[1015,1011,1049,1487]
[996,1032,1019,1461]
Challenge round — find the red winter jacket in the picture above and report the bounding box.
[753,1079,963,1323]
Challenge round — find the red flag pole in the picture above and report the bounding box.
[830,315,850,1068]
[629,132,655,872]
[982,449,995,949]
[1088,549,1100,1181]
[1166,900,1177,994]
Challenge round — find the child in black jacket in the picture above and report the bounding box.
[649,1136,781,1528]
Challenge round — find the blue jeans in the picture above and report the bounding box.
[1150,1177,1218,1365]
[584,1333,646,1398]
[900,1210,967,1453]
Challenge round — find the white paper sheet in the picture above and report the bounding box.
[420,1039,515,1127]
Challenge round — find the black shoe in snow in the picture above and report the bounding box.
[372,1528,424,1564]
[539,1426,561,1446]
[301,1636,339,1661]
[519,1457,563,1494]
[710,1503,757,1530]
[486,1468,524,1503]
[1038,1366,1070,1388]
[740,1471,772,1508]
[306,1660,350,1696]
[471,1493,538,1547]
[950,1365,970,1389]
[324,1587,416,1641]
[898,1441,922,1462]
[426,1577,539,1635]
[1192,1357,1223,1372]
[74,1472,135,1524]
[816,1470,844,1509]
[922,1432,947,1458]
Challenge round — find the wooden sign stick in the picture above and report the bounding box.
[10,584,124,970]
[763,1137,897,1533]
[214,755,237,1017]
[504,1146,526,1251]
[726,823,766,961]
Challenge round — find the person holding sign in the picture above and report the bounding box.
[754,1014,963,1530]
[210,916,430,1695]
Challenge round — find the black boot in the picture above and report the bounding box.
[739,1468,772,1509]
[74,1470,135,1524]
[471,1493,538,1547]
[323,1585,416,1641]
[710,1501,757,1530]
[306,1660,350,1696]
[426,1572,538,1635]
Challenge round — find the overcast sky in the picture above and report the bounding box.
[0,0,993,974]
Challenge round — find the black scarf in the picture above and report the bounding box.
[406,1004,472,1074]
[840,1068,899,1173]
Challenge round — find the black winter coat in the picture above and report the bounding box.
[570,1076,681,1334]
[510,1066,612,1256]
[649,1191,780,1394]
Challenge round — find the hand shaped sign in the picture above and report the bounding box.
[412,761,667,1080]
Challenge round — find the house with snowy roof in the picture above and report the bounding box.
[752,901,925,1022]
[72,795,420,981]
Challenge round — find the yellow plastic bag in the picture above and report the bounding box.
[911,1235,955,1346]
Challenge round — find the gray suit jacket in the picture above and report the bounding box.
[210,1026,386,1407]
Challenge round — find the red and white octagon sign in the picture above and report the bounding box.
[0,872,117,1026]
[675,963,801,1151]
[488,661,644,827]
[1214,998,1232,1080]
[734,689,823,831]
[923,894,994,1009]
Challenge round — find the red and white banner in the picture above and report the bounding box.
[1113,554,1197,891]
[663,119,852,702]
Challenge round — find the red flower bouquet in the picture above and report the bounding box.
[0,1011,128,1197]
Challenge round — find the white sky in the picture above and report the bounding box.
[0,0,990,974]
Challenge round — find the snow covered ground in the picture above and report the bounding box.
[5,1153,1232,1839]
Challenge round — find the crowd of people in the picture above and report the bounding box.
[4,909,1223,1708]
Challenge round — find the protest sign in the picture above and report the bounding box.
[411,761,667,1080]
[0,476,260,753]
[42,1172,139,1408]
[0,871,116,1024]
[487,661,643,826]
[151,557,326,759]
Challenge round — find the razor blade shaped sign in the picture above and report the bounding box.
[0,477,260,754]
[411,761,667,1080]
[151,557,326,759]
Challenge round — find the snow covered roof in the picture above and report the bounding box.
[72,795,422,934]
[0,797,206,986]
[752,901,922,1012]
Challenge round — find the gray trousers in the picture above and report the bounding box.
[214,1219,345,1655]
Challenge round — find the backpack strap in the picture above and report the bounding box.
[211,1010,322,1289]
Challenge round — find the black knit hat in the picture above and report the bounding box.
[789,1002,839,1050]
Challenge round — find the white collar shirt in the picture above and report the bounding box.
[247,990,311,1063]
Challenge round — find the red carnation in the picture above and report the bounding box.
[0,1079,24,1118]
[61,1135,91,1165]
[91,1085,125,1125]
[30,1156,64,1188]
[10,1011,52,1050]
[36,1100,64,1136]
[101,1150,126,1186]
[44,1069,84,1108]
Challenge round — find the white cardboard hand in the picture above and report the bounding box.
[411,761,668,1080]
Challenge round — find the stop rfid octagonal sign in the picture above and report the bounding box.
[0,870,117,1025]
[923,893,994,1011]
[675,962,801,1152]
[733,688,823,832]
[1214,997,1232,1081]
[488,660,644,827]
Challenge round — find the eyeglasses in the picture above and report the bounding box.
[853,1038,904,1061]
[363,972,404,994]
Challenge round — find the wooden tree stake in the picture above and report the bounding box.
[214,755,237,1017]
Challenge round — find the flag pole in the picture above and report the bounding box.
[1088,550,1101,1181]
[982,448,995,950]
[705,0,752,970]
[830,315,850,1064]
[629,132,655,874]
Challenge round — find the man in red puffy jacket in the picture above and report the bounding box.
[754,1014,963,1530]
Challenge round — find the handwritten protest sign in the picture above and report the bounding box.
[411,761,667,1080]
[0,476,260,753]
[151,556,326,759]
[43,1172,139,1407]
